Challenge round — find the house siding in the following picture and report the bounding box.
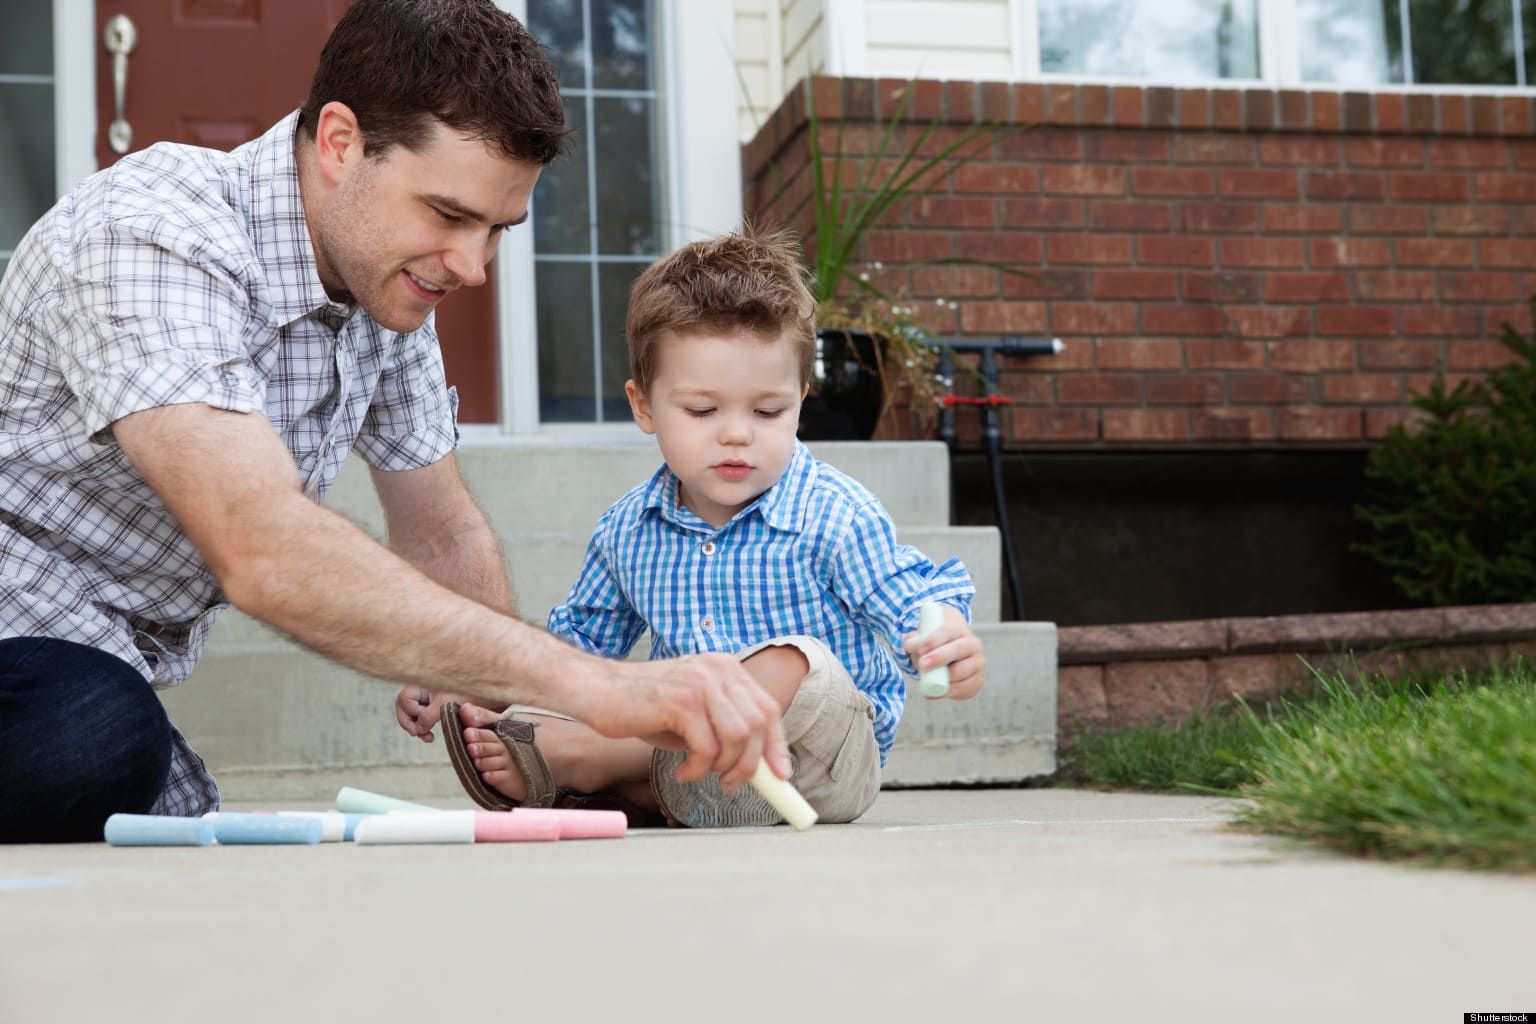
[863,0,1013,81]
[743,78,1536,448]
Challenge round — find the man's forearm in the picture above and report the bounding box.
[388,514,516,617]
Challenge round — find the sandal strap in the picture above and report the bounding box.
[491,718,559,808]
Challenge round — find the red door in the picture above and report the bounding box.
[94,0,500,422]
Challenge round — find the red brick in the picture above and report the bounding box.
[1481,240,1536,268]
[1096,338,1185,370]
[1517,141,1536,169]
[1474,173,1536,201]
[1183,271,1259,301]
[1221,238,1305,267]
[996,129,1083,162]
[1171,135,1255,164]
[1396,238,1476,267]
[1002,269,1086,299]
[1089,132,1171,162]
[1259,137,1341,165]
[1349,205,1429,234]
[1148,374,1224,404]
[1322,374,1403,403]
[1093,270,1179,299]
[1047,234,1134,265]
[1187,339,1266,369]
[1102,409,1191,443]
[1112,86,1144,126]
[1045,84,1078,125]
[908,196,998,229]
[1090,201,1174,232]
[1351,271,1435,301]
[1193,408,1275,441]
[1344,138,1425,167]
[1264,205,1345,233]
[1080,84,1110,126]
[1140,236,1215,266]
[1058,373,1142,404]
[1133,167,1216,197]
[1365,408,1425,437]
[1000,198,1085,229]
[911,266,1000,297]
[953,164,1040,193]
[1220,169,1301,198]
[1501,96,1532,136]
[1432,206,1511,235]
[1359,340,1441,369]
[1488,303,1536,333]
[1401,307,1481,336]
[998,371,1054,405]
[1230,374,1312,403]
[1317,306,1397,336]
[1143,306,1226,335]
[1044,165,1127,196]
[1183,202,1260,232]
[1052,303,1139,335]
[1305,170,1387,200]
[1390,173,1470,202]
[1012,407,1098,441]
[1268,340,1357,372]
[1278,407,1363,440]
[960,301,1049,333]
[1375,93,1406,134]
[1266,273,1350,302]
[1178,89,1211,129]
[1229,306,1313,338]
[1310,238,1393,267]
[1057,664,1109,738]
[1439,95,1471,133]
[1312,92,1341,131]
[1427,139,1509,169]
[1013,83,1045,124]
[953,231,1044,263]
[866,231,954,263]
[1212,91,1243,129]
[1442,273,1526,302]
[1448,341,1523,369]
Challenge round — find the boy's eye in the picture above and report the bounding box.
[685,407,714,418]
[755,408,786,419]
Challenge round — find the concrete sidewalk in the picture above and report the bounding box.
[2,788,1531,1023]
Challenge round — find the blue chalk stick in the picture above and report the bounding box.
[212,813,323,845]
[342,813,370,842]
[105,814,215,847]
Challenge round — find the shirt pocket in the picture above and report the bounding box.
[734,573,827,642]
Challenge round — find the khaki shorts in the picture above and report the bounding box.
[738,634,882,824]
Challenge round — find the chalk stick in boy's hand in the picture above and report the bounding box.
[917,602,951,698]
[749,760,817,831]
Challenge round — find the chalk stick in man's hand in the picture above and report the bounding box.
[749,760,817,831]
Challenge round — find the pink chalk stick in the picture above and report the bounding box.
[472,811,561,843]
[517,808,627,840]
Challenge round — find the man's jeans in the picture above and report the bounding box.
[0,637,171,842]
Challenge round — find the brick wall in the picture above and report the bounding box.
[742,76,1536,447]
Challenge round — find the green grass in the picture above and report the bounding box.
[1060,660,1536,872]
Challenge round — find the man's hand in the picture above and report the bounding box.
[575,653,791,791]
[902,605,986,700]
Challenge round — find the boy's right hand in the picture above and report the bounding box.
[395,686,448,742]
[585,654,791,792]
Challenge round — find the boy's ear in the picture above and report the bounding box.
[625,379,655,434]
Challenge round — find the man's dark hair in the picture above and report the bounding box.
[299,0,568,165]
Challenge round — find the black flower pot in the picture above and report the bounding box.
[798,328,884,441]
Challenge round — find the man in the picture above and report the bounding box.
[0,0,787,843]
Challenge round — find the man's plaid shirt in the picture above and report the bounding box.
[0,112,459,815]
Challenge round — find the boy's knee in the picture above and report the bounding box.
[741,642,812,712]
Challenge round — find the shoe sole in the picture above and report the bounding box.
[650,748,790,828]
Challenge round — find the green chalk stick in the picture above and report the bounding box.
[917,602,950,698]
[335,786,439,815]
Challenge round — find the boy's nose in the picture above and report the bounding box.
[718,416,752,445]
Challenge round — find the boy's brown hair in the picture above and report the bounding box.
[626,229,817,394]
[300,0,568,166]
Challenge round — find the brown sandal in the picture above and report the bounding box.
[440,701,666,827]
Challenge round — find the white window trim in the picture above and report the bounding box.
[825,0,869,78]
[496,0,742,438]
[54,0,97,193]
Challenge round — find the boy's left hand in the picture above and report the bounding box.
[902,605,985,700]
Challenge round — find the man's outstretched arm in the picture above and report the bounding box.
[111,403,790,787]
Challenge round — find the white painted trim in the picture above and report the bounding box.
[491,0,538,434]
[824,0,868,77]
[54,0,96,194]
[1258,0,1300,86]
[664,0,742,244]
[1010,0,1041,79]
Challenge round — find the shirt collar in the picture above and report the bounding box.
[246,110,355,329]
[641,441,817,534]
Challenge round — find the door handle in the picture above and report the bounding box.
[103,13,138,155]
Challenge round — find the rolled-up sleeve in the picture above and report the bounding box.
[547,514,647,659]
[353,318,459,471]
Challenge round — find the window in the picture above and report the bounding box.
[1039,0,1260,81]
[0,0,54,284]
[1297,0,1536,86]
[528,0,663,423]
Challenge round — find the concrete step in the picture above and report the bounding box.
[325,439,955,535]
[163,621,1056,802]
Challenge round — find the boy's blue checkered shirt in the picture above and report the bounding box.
[547,441,975,761]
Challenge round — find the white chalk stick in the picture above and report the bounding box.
[276,811,347,843]
[354,810,475,845]
[749,760,817,831]
[917,602,950,698]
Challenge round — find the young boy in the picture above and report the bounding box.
[400,230,985,826]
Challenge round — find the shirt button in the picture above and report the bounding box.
[701,617,713,631]
[701,541,716,556]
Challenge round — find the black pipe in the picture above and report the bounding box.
[934,335,1063,621]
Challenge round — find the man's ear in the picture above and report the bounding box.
[625,379,655,434]
[313,101,365,185]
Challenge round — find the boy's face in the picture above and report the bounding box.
[308,105,538,333]
[626,327,807,529]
